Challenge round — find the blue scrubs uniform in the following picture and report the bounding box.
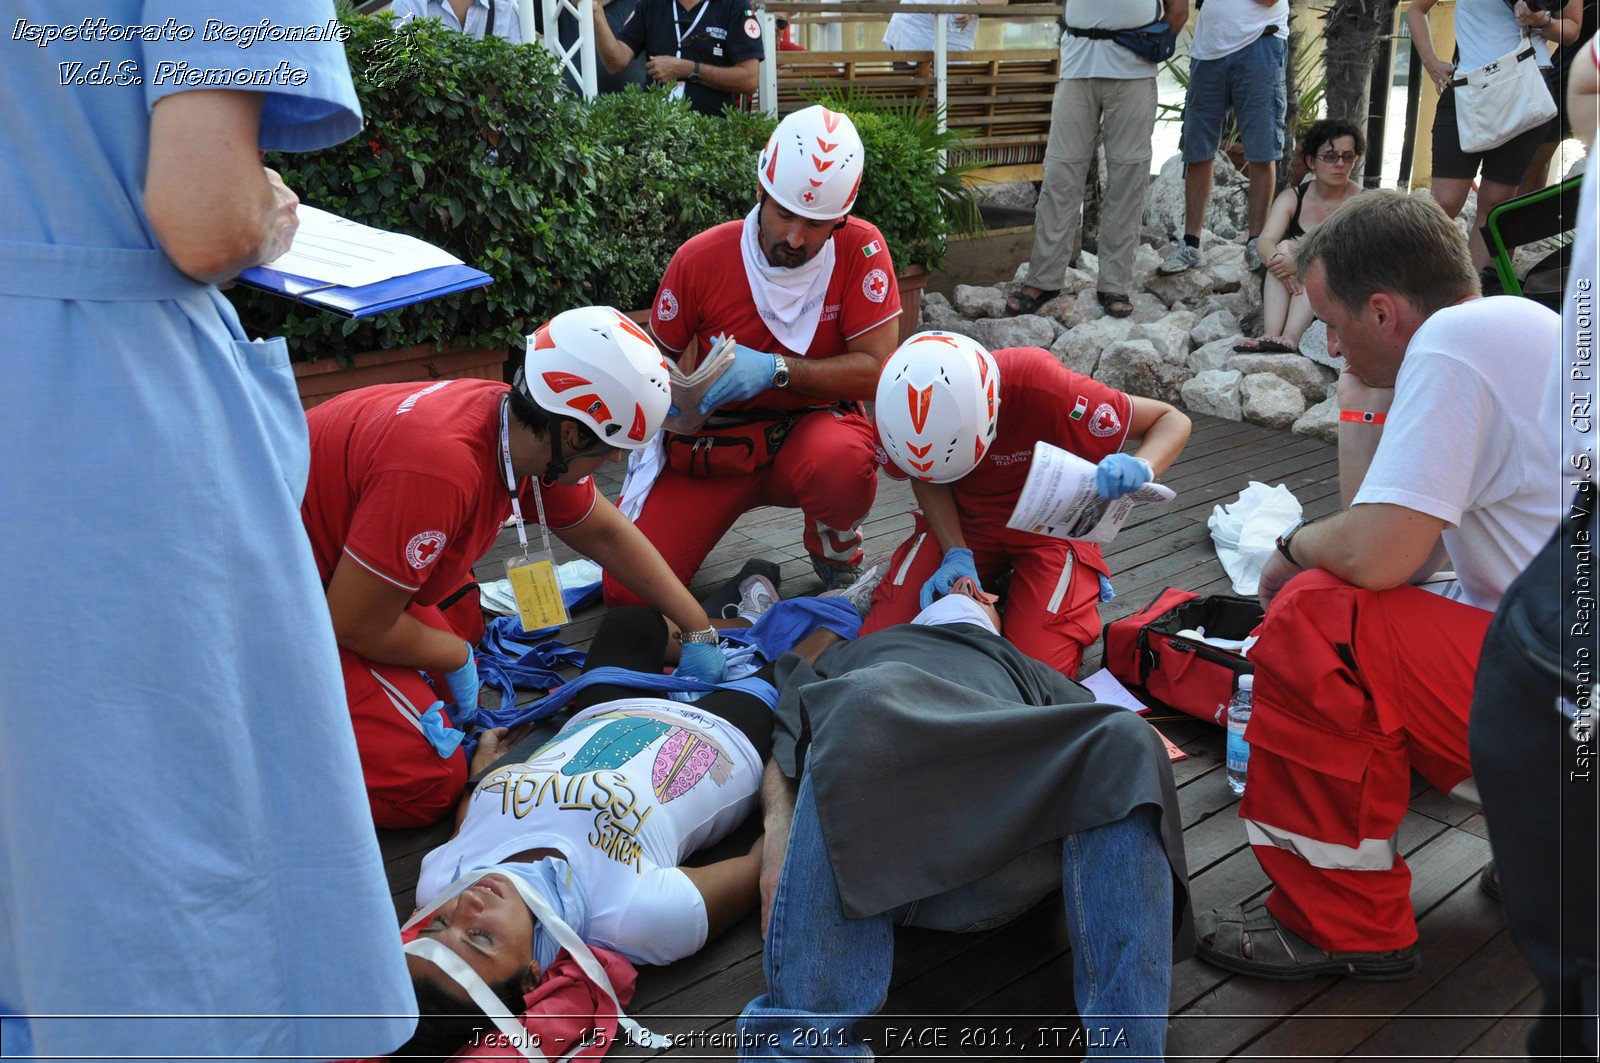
[0,3,416,1059]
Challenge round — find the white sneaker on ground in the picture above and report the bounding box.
[820,558,891,619]
[735,575,780,624]
[1157,243,1203,275]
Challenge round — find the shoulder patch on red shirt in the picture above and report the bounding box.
[657,287,679,321]
[405,530,448,569]
[1087,402,1122,438]
[862,268,890,303]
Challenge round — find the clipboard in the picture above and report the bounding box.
[236,263,493,319]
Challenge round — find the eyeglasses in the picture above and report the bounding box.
[1316,151,1360,164]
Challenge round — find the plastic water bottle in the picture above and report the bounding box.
[1226,675,1254,796]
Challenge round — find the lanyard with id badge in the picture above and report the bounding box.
[499,395,569,633]
[669,0,711,100]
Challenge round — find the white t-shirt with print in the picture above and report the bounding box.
[1354,296,1563,610]
[416,698,762,966]
[1188,0,1288,61]
[1058,0,1163,81]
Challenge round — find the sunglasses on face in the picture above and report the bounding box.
[1317,151,1360,164]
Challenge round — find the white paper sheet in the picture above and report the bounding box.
[1006,442,1176,544]
[263,205,462,288]
[1078,668,1149,714]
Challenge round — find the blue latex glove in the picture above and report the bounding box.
[920,547,982,610]
[676,640,729,685]
[419,701,466,758]
[444,642,481,725]
[1095,454,1154,499]
[699,343,778,413]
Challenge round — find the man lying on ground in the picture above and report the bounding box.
[739,582,1193,1060]
[1196,190,1562,980]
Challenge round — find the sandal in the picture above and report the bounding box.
[1097,291,1134,318]
[1004,287,1060,316]
[1233,337,1300,355]
[1196,903,1422,981]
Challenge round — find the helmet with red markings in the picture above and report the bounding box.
[757,104,865,221]
[874,331,1000,483]
[519,306,671,451]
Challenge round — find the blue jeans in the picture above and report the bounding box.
[738,773,1174,1060]
[1180,31,1287,163]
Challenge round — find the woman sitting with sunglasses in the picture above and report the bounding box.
[1235,119,1367,356]
[298,306,727,830]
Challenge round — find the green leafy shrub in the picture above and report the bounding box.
[229,14,980,360]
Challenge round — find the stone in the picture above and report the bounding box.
[1133,244,1163,277]
[1292,394,1341,443]
[1180,369,1243,421]
[1143,152,1250,243]
[1054,315,1136,376]
[1144,266,1219,308]
[954,284,1008,319]
[1189,335,1244,373]
[1098,339,1192,404]
[1128,291,1174,324]
[1164,310,1199,335]
[1128,320,1192,366]
[1076,287,1106,323]
[1039,294,1092,330]
[919,314,984,343]
[1192,308,1241,347]
[1204,243,1249,294]
[1240,372,1306,429]
[1297,320,1346,374]
[1055,267,1098,296]
[974,180,1038,209]
[921,290,951,316]
[1225,353,1337,401]
[1013,262,1032,285]
[1077,250,1099,275]
[971,313,1055,351]
[1050,329,1101,376]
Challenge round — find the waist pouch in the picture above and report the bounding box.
[1103,587,1263,722]
[1065,20,1177,63]
[665,405,841,479]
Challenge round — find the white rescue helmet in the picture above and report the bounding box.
[875,331,1001,483]
[757,105,865,221]
[519,306,671,451]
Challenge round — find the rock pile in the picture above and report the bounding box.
[919,152,1342,442]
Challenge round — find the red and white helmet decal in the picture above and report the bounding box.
[757,105,865,221]
[521,306,671,450]
[874,331,1001,483]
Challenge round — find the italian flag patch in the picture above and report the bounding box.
[1070,395,1089,420]
[862,240,881,258]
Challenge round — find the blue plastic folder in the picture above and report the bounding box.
[237,262,493,318]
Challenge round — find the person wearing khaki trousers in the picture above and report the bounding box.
[1008,0,1187,319]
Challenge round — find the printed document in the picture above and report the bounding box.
[263,206,463,288]
[1006,442,1175,544]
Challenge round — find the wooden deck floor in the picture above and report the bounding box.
[378,414,1536,1061]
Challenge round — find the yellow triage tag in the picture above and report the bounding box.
[505,552,568,632]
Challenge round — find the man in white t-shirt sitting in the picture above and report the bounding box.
[1157,0,1289,276]
[1007,0,1188,319]
[1196,190,1562,980]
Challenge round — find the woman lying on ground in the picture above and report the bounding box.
[1235,119,1367,356]
[393,567,853,1060]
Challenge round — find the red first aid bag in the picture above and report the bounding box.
[1102,587,1262,722]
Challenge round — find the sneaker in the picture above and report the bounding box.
[1244,237,1263,273]
[1157,243,1203,275]
[810,555,861,593]
[735,574,780,624]
[820,558,890,618]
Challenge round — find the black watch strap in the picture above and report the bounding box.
[1276,519,1306,566]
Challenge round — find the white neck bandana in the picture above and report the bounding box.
[912,594,1000,636]
[739,204,836,355]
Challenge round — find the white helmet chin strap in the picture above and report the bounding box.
[402,867,672,1057]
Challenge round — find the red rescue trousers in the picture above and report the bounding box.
[1240,570,1491,952]
[603,409,878,605]
[859,512,1110,676]
[341,601,472,830]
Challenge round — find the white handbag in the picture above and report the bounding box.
[1451,30,1557,153]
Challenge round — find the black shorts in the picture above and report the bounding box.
[1431,66,1561,185]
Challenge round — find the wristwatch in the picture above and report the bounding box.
[690,61,703,82]
[675,626,719,644]
[1275,518,1307,566]
[771,353,791,389]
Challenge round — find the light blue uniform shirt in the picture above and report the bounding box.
[0,2,416,1059]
